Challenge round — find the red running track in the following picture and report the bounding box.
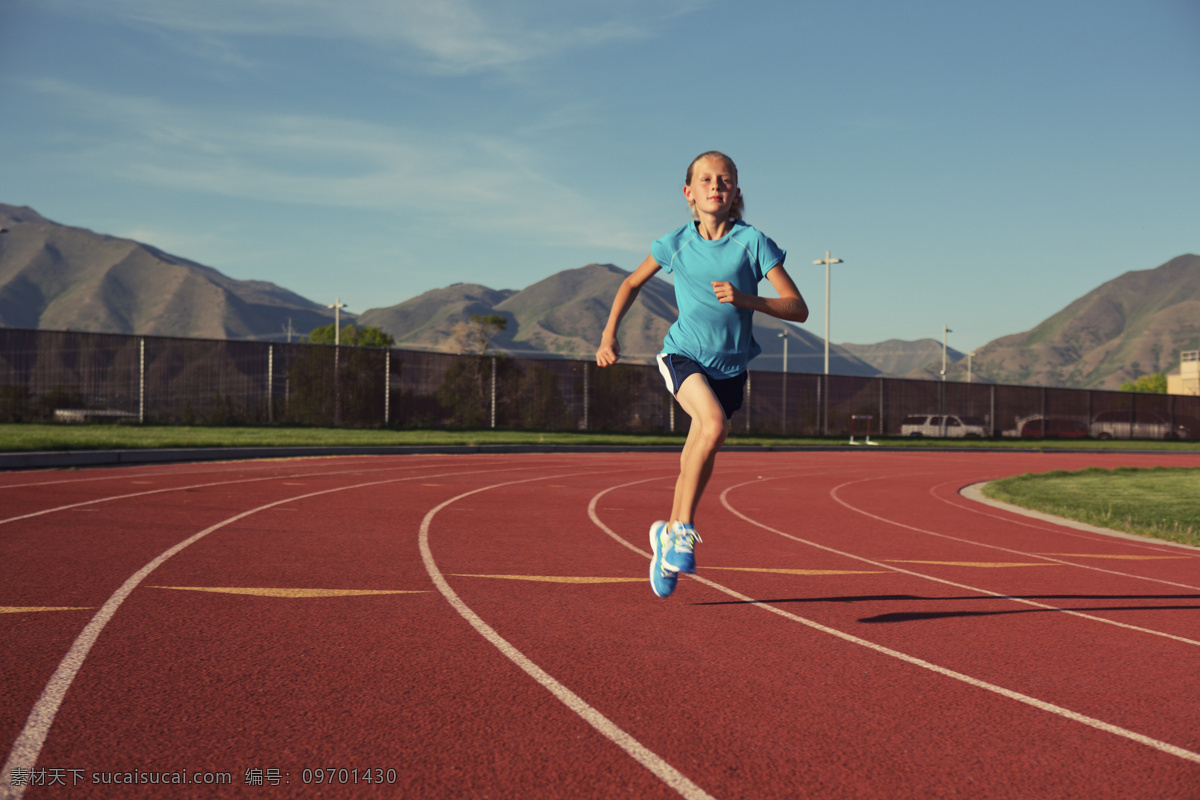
[2,450,1200,799]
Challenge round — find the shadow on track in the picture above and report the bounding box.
[693,593,1200,622]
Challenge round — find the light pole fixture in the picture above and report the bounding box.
[812,251,843,375]
[777,329,789,374]
[328,298,347,346]
[968,350,976,383]
[941,324,953,381]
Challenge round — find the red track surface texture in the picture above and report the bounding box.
[3,450,1200,799]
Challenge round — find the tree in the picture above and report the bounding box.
[304,324,395,348]
[452,314,507,355]
[1119,372,1167,393]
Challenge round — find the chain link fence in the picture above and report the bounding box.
[2,327,1198,440]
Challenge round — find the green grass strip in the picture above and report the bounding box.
[984,466,1200,548]
[2,424,1200,454]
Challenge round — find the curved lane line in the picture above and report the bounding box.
[419,473,716,800]
[0,465,509,800]
[0,460,484,528]
[723,476,1200,646]
[586,475,1200,767]
[939,480,1200,556]
[828,475,1200,593]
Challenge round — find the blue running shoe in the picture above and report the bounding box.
[665,522,701,574]
[648,520,678,598]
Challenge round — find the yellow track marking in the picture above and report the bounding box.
[885,560,1057,568]
[149,586,425,597]
[1036,554,1192,560]
[453,574,643,584]
[0,606,92,614]
[706,567,885,576]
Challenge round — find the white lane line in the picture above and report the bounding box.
[828,475,1200,593]
[0,466,509,800]
[0,456,461,490]
[420,473,716,800]
[0,468,399,527]
[0,460,492,528]
[587,477,1200,768]
[722,477,1200,647]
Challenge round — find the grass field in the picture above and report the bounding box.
[2,424,1199,550]
[984,466,1200,548]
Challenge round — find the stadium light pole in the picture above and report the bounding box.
[813,251,843,374]
[328,298,347,345]
[941,324,953,381]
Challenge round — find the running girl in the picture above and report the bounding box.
[596,150,809,598]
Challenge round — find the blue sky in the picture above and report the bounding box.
[2,0,1197,354]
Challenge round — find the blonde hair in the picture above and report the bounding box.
[685,150,745,220]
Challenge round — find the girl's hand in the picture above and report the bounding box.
[711,281,743,305]
[596,337,621,367]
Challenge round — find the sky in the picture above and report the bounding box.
[1,0,1198,355]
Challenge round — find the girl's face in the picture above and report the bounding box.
[683,156,739,218]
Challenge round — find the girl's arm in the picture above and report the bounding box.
[596,254,662,367]
[711,264,809,323]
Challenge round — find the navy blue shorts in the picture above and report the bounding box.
[656,353,747,420]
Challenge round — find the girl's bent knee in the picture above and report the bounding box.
[699,417,729,449]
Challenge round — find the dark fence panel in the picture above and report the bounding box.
[3,327,1200,440]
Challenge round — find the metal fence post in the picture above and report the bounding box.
[745,371,752,432]
[818,374,825,436]
[1040,386,1048,436]
[879,377,885,436]
[582,360,589,431]
[138,337,145,424]
[384,350,390,426]
[333,346,341,427]
[780,371,787,434]
[938,378,946,436]
[267,344,274,424]
[990,384,997,436]
[490,356,497,429]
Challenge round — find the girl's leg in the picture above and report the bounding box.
[670,373,730,525]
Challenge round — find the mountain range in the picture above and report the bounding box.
[2,202,1197,389]
[0,204,339,340]
[356,263,883,376]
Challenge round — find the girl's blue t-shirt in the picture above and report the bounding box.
[651,219,786,379]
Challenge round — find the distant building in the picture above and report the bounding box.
[1167,350,1199,395]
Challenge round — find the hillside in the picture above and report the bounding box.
[940,254,1200,389]
[0,204,341,340]
[5,202,1196,388]
[356,284,517,351]
[839,339,965,378]
[358,263,880,376]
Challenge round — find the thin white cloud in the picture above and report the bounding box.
[26,79,646,251]
[47,0,697,75]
